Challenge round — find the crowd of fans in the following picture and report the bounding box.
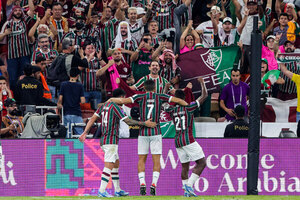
[0,0,299,138]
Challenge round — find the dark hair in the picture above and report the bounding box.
[83,38,96,50]
[234,105,245,118]
[104,6,112,11]
[35,56,46,64]
[184,34,195,42]
[91,11,98,16]
[52,2,63,9]
[113,88,126,97]
[150,60,159,66]
[0,76,7,82]
[24,64,33,76]
[175,90,185,100]
[70,67,81,77]
[144,80,155,92]
[148,20,158,26]
[279,13,288,18]
[231,68,240,74]
[142,33,152,40]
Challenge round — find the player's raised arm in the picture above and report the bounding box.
[170,96,188,106]
[196,77,208,105]
[123,118,157,128]
[109,97,133,105]
[79,114,99,142]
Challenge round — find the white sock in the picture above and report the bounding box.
[99,167,111,193]
[152,171,160,187]
[187,173,199,187]
[182,179,188,187]
[111,168,121,192]
[138,172,146,186]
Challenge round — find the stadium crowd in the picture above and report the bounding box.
[0,0,300,138]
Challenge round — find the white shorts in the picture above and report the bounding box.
[176,142,205,163]
[101,144,119,163]
[138,135,162,155]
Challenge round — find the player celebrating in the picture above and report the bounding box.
[167,78,208,197]
[79,88,157,198]
[110,79,188,196]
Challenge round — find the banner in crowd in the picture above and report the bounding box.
[177,46,241,96]
[0,139,299,196]
[277,53,300,63]
[262,97,297,122]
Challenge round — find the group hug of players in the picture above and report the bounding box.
[79,75,208,198]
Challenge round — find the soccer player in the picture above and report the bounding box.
[110,79,188,196]
[79,88,157,198]
[166,77,208,197]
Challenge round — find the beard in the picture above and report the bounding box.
[121,31,127,37]
[285,48,294,53]
[13,13,22,19]
[165,58,172,64]
[114,58,121,62]
[9,109,18,116]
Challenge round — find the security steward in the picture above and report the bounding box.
[14,65,56,106]
[224,105,249,138]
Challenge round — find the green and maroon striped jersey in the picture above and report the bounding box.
[159,65,180,83]
[128,0,147,8]
[80,58,101,92]
[111,38,138,65]
[1,17,32,59]
[95,102,128,145]
[99,18,120,52]
[167,101,200,148]
[130,92,172,136]
[31,49,58,63]
[134,75,174,94]
[152,0,176,32]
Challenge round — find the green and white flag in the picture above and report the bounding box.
[261,70,281,88]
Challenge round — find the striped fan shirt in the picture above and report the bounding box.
[111,38,138,64]
[95,102,128,145]
[85,26,102,51]
[99,18,120,52]
[80,57,101,92]
[31,48,58,63]
[130,92,172,136]
[1,17,32,59]
[159,65,180,83]
[134,74,174,94]
[167,101,199,148]
[279,62,300,94]
[151,35,161,46]
[152,0,176,32]
[126,18,144,43]
[128,0,147,8]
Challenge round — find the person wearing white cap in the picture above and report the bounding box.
[195,6,224,48]
[261,35,279,71]
[212,10,249,46]
[126,5,153,43]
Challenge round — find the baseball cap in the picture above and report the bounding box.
[261,58,268,65]
[136,7,146,15]
[266,35,276,41]
[4,98,16,107]
[223,17,232,24]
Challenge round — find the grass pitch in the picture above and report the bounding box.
[0,196,299,200]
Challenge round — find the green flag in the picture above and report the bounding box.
[261,70,281,88]
[211,45,242,89]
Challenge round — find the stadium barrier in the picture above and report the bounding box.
[0,139,299,196]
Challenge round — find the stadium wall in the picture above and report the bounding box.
[0,139,299,196]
